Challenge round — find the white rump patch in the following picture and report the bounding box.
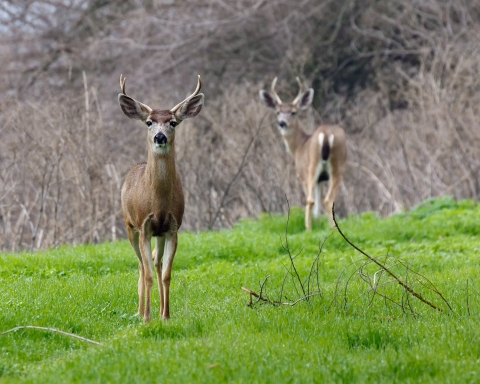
[311,131,335,217]
[313,132,332,185]
[318,132,325,147]
[328,134,334,148]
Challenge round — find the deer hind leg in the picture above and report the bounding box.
[304,180,315,231]
[160,232,178,320]
[324,174,342,228]
[153,236,166,319]
[313,183,323,218]
[139,229,154,322]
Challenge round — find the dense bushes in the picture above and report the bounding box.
[1,0,479,251]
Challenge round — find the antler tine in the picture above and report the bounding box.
[120,74,127,95]
[270,77,283,105]
[292,76,303,105]
[170,75,202,114]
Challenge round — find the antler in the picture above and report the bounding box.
[119,74,128,96]
[270,77,283,105]
[291,77,303,105]
[170,75,202,114]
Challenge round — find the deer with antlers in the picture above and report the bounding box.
[118,75,204,322]
[259,77,347,230]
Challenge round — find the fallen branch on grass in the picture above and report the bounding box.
[331,204,452,313]
[241,285,321,307]
[242,200,452,314]
[241,286,268,307]
[0,326,103,346]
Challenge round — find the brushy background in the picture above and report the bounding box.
[1,0,479,251]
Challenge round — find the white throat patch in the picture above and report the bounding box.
[153,143,170,155]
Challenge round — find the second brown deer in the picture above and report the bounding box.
[259,77,347,230]
[118,75,204,322]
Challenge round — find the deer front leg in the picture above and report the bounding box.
[126,228,145,318]
[161,232,178,320]
[153,236,166,319]
[139,230,154,322]
[137,261,145,318]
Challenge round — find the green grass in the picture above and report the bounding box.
[1,196,480,383]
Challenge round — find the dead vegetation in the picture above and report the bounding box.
[1,0,480,251]
[242,205,454,316]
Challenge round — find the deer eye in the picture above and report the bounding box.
[291,111,296,116]
[146,121,152,127]
[170,121,178,128]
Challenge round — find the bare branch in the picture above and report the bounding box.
[0,326,103,346]
[332,203,449,313]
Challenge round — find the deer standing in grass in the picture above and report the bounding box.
[259,77,347,230]
[118,75,204,322]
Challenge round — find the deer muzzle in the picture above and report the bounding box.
[154,132,168,146]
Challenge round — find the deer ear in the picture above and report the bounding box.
[174,94,204,121]
[259,90,278,110]
[297,88,314,110]
[118,94,152,121]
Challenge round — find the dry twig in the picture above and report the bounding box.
[0,326,103,346]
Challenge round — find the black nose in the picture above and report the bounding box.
[278,121,287,128]
[154,132,167,145]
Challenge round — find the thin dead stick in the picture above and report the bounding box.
[0,326,103,346]
[241,286,321,307]
[332,204,445,313]
[282,197,308,301]
[208,115,267,229]
[397,260,452,311]
[242,286,268,307]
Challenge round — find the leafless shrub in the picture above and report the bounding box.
[243,205,453,316]
[0,76,125,250]
[242,201,327,308]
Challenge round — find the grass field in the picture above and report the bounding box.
[1,197,479,383]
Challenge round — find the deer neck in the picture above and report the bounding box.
[282,121,310,156]
[145,146,177,197]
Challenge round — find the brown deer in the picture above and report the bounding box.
[259,77,347,230]
[118,75,204,322]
